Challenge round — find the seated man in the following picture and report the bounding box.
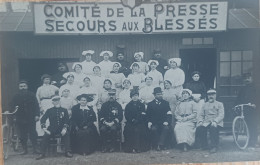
[99,89,123,153]
[36,95,73,160]
[146,87,172,151]
[195,89,224,153]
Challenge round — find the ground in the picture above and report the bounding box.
[3,135,260,165]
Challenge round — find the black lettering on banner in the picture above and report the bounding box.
[45,20,54,31]
[66,21,74,31]
[210,4,218,15]
[109,20,116,31]
[187,19,195,29]
[55,7,63,17]
[87,20,96,31]
[107,8,114,17]
[77,21,85,31]
[122,22,127,31]
[76,6,79,17]
[44,4,53,17]
[134,22,139,31]
[143,18,153,33]
[176,19,184,30]
[56,21,64,31]
[131,9,137,17]
[189,5,197,15]
[92,6,100,17]
[81,7,90,18]
[128,22,133,31]
[166,5,175,17]
[65,7,74,18]
[139,8,145,17]
[209,18,217,29]
[155,19,163,30]
[178,5,186,16]
[199,17,207,29]
[117,8,124,17]
[154,4,164,17]
[165,19,173,30]
[98,20,106,33]
[200,4,207,15]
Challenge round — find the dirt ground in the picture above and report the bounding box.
[3,135,260,165]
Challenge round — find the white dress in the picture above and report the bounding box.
[73,72,87,87]
[59,83,80,99]
[127,72,145,87]
[118,88,131,109]
[109,72,125,95]
[164,68,185,96]
[139,85,155,104]
[147,69,164,88]
[99,60,114,77]
[89,75,106,92]
[80,60,97,75]
[60,96,77,117]
[136,61,149,74]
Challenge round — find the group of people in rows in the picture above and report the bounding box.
[10,48,257,160]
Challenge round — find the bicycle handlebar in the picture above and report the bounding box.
[2,106,19,115]
[233,103,254,110]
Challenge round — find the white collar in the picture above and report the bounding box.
[80,105,89,110]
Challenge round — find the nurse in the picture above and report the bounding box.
[80,50,97,75]
[99,51,114,77]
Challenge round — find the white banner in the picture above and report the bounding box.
[33,1,228,34]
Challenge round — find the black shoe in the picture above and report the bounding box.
[65,152,73,158]
[36,154,45,160]
[20,150,28,155]
[209,147,217,153]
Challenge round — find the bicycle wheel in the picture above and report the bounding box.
[232,116,249,149]
[2,125,10,159]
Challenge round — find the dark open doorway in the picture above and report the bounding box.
[19,59,77,93]
[180,48,217,90]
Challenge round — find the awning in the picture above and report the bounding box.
[0,8,259,32]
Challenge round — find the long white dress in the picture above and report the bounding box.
[164,68,185,96]
[99,60,114,77]
[89,75,106,92]
[136,61,149,74]
[174,100,197,146]
[147,69,164,89]
[73,72,87,87]
[127,72,145,88]
[118,88,131,110]
[109,72,125,95]
[139,85,155,104]
[59,83,80,100]
[81,60,97,75]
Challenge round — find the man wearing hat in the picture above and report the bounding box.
[81,50,97,75]
[99,89,123,152]
[150,48,168,75]
[116,50,131,77]
[146,87,172,151]
[10,80,40,155]
[51,62,69,88]
[195,89,224,153]
[36,95,73,160]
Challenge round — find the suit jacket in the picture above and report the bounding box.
[146,99,172,125]
[197,101,224,127]
[41,106,69,134]
[99,100,123,125]
[125,100,147,125]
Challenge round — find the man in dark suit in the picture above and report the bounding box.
[99,89,123,152]
[36,95,73,160]
[146,87,172,151]
[11,80,40,155]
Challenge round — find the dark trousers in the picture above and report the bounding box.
[17,123,38,151]
[40,132,71,155]
[150,124,170,147]
[244,107,259,147]
[100,124,120,148]
[195,125,220,149]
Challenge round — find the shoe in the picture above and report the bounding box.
[65,152,73,158]
[109,148,115,153]
[20,150,28,155]
[209,147,217,153]
[132,149,136,153]
[36,154,46,160]
[156,145,161,151]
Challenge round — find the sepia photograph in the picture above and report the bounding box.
[0,0,259,165]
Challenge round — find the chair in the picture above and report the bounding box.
[47,135,64,156]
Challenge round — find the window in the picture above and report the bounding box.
[182,37,214,45]
[219,50,253,96]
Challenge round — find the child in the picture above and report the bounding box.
[128,62,145,88]
[99,51,114,77]
[147,60,164,89]
[134,52,149,74]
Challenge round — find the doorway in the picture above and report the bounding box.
[180,48,217,90]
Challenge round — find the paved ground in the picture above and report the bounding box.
[3,135,260,165]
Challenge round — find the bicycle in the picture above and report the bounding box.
[2,106,20,159]
[232,103,254,150]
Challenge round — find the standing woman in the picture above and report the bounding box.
[147,60,164,89]
[174,89,197,152]
[124,90,148,153]
[81,50,97,75]
[36,74,59,136]
[164,58,185,97]
[70,94,99,155]
[184,71,207,111]
[109,62,126,96]
[60,72,80,100]
[99,51,114,77]
[128,62,145,88]
[72,63,86,87]
[134,52,149,75]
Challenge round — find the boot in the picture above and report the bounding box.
[36,154,46,160]
[20,144,28,155]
